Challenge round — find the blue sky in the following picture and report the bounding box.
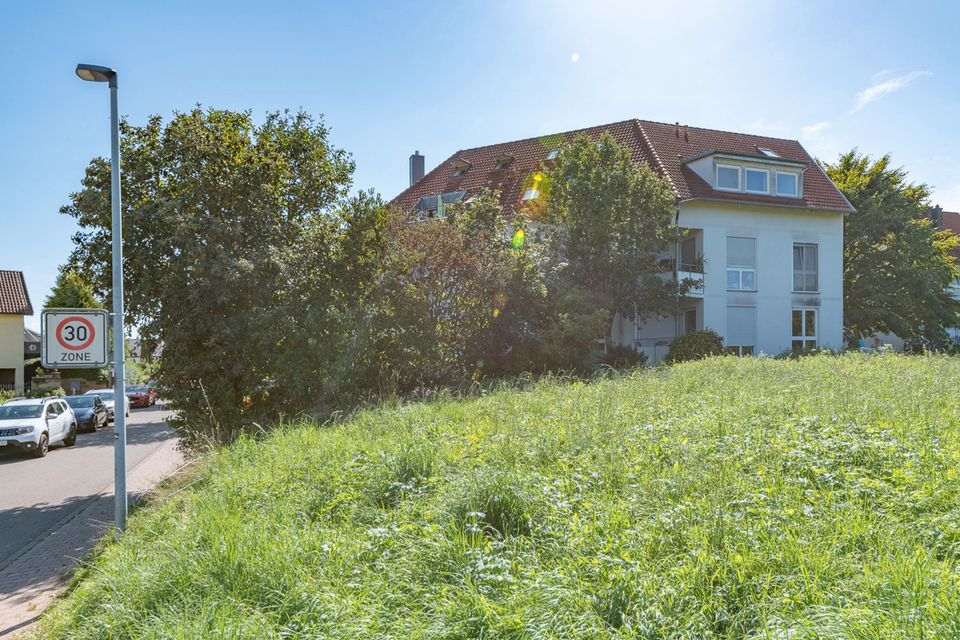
[2,1,959,329]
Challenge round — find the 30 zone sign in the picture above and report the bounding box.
[41,309,110,368]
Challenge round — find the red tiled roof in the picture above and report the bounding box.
[389,118,855,215]
[941,211,960,260]
[0,270,32,315]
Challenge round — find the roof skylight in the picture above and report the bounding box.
[757,147,780,158]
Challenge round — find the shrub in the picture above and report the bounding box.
[597,344,647,369]
[665,329,724,364]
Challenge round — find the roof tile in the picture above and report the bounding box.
[0,270,32,316]
[390,118,854,215]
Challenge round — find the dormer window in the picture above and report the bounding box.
[776,172,799,197]
[451,159,472,177]
[493,155,514,171]
[716,164,741,191]
[546,148,559,160]
[744,168,769,194]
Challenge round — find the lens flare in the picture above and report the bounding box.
[512,228,526,249]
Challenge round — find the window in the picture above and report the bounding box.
[546,148,559,160]
[757,147,780,158]
[726,306,756,356]
[452,166,469,177]
[683,308,697,335]
[776,172,799,197]
[792,308,817,350]
[727,236,756,291]
[493,157,513,170]
[414,191,467,218]
[522,188,541,201]
[716,164,741,191]
[745,168,769,194]
[793,243,818,292]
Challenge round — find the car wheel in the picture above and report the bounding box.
[64,423,78,447]
[34,432,49,458]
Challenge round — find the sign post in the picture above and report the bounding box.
[75,62,126,539]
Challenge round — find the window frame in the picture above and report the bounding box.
[792,242,819,293]
[791,308,818,351]
[716,164,742,192]
[776,171,800,198]
[744,167,770,194]
[726,236,757,292]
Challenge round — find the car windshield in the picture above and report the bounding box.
[65,396,95,408]
[128,385,147,393]
[0,404,43,419]
[90,391,114,401]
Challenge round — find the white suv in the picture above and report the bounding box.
[0,397,78,458]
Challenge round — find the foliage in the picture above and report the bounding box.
[665,328,725,363]
[44,269,102,310]
[38,354,960,639]
[60,107,354,442]
[823,151,960,342]
[597,344,648,369]
[543,133,679,319]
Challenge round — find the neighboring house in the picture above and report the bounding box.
[390,119,854,362]
[929,206,960,345]
[0,270,34,390]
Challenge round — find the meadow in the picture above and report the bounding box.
[37,354,960,639]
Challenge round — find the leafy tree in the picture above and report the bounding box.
[823,151,960,342]
[61,107,354,441]
[543,133,679,321]
[44,269,102,309]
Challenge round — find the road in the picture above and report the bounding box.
[0,404,177,567]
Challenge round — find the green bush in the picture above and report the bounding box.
[597,344,647,369]
[664,329,725,363]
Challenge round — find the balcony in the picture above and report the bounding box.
[658,258,705,298]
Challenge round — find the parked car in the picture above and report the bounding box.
[0,397,77,457]
[65,394,109,432]
[125,384,156,408]
[84,389,130,421]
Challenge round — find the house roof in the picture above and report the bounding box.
[0,271,33,316]
[389,118,855,215]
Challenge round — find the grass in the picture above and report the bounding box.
[36,354,960,639]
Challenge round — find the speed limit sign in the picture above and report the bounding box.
[41,309,110,368]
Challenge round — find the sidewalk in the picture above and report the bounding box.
[0,439,186,638]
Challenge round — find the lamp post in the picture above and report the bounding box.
[75,63,127,538]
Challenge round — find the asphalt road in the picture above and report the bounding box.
[0,404,177,567]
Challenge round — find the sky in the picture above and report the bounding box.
[2,0,959,330]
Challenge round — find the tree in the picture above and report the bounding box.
[823,151,960,343]
[44,269,102,309]
[543,134,679,318]
[61,107,354,441]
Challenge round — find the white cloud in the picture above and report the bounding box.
[799,121,841,161]
[801,121,831,137]
[852,71,932,113]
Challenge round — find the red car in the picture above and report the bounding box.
[125,384,156,407]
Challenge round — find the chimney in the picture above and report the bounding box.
[409,151,425,187]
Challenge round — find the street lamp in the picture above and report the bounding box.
[76,63,127,538]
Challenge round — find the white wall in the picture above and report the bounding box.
[631,200,845,359]
[0,315,24,388]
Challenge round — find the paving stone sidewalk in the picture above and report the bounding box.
[0,439,185,638]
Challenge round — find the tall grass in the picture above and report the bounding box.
[37,354,960,638]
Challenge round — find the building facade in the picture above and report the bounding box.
[0,271,34,390]
[390,118,854,362]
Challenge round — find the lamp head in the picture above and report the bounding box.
[75,64,117,87]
